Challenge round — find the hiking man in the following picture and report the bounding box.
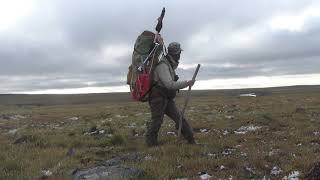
[145,41,196,146]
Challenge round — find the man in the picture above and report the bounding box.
[145,42,196,147]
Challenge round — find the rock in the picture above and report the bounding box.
[73,165,144,180]
[222,148,235,156]
[41,170,52,177]
[1,114,26,121]
[295,107,306,113]
[69,117,79,121]
[271,166,282,176]
[89,126,97,133]
[305,162,320,179]
[73,153,143,180]
[222,130,229,136]
[13,135,34,144]
[8,129,18,135]
[41,169,52,178]
[144,154,152,161]
[198,172,212,179]
[84,126,106,136]
[66,148,76,157]
[244,166,255,175]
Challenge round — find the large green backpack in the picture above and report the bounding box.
[127,30,164,101]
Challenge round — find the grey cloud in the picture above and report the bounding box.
[0,0,319,93]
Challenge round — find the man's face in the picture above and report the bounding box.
[170,51,181,63]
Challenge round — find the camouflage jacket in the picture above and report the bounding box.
[153,55,188,90]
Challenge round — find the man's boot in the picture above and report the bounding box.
[145,135,158,147]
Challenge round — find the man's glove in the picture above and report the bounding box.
[174,75,179,81]
[187,79,195,87]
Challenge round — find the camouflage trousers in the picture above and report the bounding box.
[145,96,195,146]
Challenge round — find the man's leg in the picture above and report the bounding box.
[145,96,167,146]
[165,99,195,144]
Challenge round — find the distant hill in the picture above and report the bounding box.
[0,85,319,106]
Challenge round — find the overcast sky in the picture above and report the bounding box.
[0,0,319,94]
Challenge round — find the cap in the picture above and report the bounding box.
[168,42,183,55]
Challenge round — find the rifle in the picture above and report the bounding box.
[138,7,165,72]
[154,7,165,43]
[178,64,201,140]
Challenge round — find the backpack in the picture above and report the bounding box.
[127,30,164,102]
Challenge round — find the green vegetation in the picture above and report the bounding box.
[0,86,319,179]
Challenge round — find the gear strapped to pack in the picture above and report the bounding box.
[126,8,166,102]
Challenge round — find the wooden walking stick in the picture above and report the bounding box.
[178,64,201,140]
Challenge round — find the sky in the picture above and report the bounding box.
[0,0,319,94]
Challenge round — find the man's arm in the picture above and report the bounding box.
[156,63,189,90]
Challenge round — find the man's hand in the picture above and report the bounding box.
[187,80,195,87]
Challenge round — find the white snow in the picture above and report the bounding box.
[5,115,26,120]
[175,178,187,180]
[271,166,283,175]
[245,167,255,174]
[41,170,52,177]
[199,172,212,180]
[240,152,247,157]
[167,131,176,136]
[240,93,257,97]
[222,149,235,156]
[225,115,234,119]
[282,171,300,180]
[115,114,128,118]
[234,125,262,134]
[8,129,18,134]
[223,130,229,135]
[69,117,79,121]
[144,154,152,161]
[200,129,209,133]
[126,123,136,128]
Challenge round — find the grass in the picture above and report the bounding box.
[0,87,320,179]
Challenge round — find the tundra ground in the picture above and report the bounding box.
[0,86,319,179]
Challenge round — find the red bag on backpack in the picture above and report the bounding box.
[131,72,151,101]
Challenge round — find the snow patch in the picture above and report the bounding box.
[200,129,209,133]
[240,93,257,97]
[282,171,300,180]
[115,115,128,118]
[222,148,235,156]
[271,166,283,176]
[69,117,79,121]
[234,125,261,134]
[167,131,176,136]
[223,130,229,136]
[41,169,52,177]
[198,172,212,179]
